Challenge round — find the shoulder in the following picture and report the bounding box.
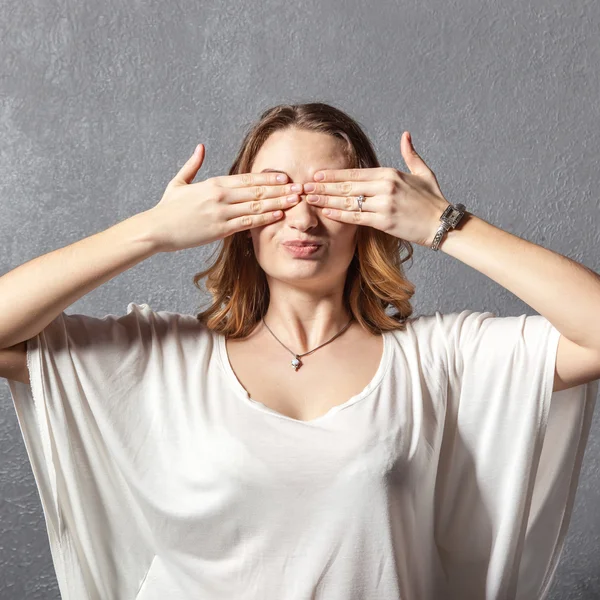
[392,309,495,343]
[124,302,206,331]
[35,302,213,366]
[123,302,212,348]
[398,309,552,348]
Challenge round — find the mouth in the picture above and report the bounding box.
[282,243,323,257]
[282,241,323,247]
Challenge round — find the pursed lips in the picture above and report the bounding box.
[282,241,323,247]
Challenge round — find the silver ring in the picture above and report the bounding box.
[356,195,365,212]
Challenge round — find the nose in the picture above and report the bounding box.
[284,194,320,230]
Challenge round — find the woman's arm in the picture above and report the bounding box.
[439,213,600,391]
[0,210,160,350]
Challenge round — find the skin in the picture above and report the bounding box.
[247,127,360,351]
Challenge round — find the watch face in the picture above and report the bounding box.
[442,205,464,227]
[448,208,460,225]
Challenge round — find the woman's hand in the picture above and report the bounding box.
[148,144,299,253]
[301,132,451,247]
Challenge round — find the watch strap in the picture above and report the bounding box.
[431,203,466,251]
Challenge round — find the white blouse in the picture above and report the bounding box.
[6,302,598,599]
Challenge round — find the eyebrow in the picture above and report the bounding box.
[261,168,329,177]
[261,169,290,176]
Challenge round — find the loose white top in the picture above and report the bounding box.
[6,302,598,599]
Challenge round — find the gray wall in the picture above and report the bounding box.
[1,0,599,598]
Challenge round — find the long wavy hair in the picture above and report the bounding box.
[193,102,415,338]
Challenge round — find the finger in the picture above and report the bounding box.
[225,193,300,219]
[401,131,433,178]
[306,193,380,213]
[304,179,381,198]
[216,171,288,188]
[227,182,302,204]
[173,144,206,185]
[224,207,286,235]
[319,204,380,228]
[312,166,388,183]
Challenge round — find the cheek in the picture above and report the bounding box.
[337,224,359,243]
[328,231,359,255]
[251,228,276,250]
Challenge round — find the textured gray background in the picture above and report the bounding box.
[1,0,599,598]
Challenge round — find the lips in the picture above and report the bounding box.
[283,244,322,257]
[282,241,323,247]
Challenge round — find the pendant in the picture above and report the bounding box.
[291,355,302,371]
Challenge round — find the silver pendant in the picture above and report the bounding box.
[291,356,302,371]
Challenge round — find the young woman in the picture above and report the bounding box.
[1,102,599,599]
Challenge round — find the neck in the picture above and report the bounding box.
[261,307,353,353]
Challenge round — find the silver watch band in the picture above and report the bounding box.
[430,203,467,251]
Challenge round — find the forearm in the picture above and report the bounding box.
[0,210,161,349]
[438,212,600,352]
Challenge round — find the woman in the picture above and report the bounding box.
[2,102,599,599]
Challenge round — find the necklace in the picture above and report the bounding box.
[262,316,354,371]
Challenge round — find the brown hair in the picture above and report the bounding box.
[193,102,415,338]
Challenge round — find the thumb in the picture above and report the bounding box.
[401,132,433,178]
[173,144,205,185]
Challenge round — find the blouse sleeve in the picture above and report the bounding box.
[412,309,598,599]
[5,302,204,599]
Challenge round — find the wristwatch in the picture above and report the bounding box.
[430,203,467,251]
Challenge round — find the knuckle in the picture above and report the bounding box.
[349,168,360,181]
[340,181,353,195]
[344,196,354,210]
[383,179,396,194]
[351,210,362,223]
[383,168,397,183]
[249,200,262,213]
[205,180,220,199]
[213,185,225,201]
[240,215,253,228]
[241,173,253,186]
[254,185,267,199]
